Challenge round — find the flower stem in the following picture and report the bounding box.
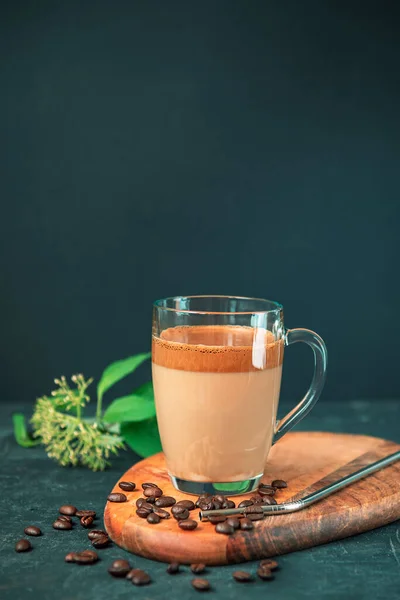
[96,393,102,424]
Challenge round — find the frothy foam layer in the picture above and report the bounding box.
[152,325,284,372]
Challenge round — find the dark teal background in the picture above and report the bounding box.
[1,0,399,406]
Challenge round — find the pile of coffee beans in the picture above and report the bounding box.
[13,475,287,592]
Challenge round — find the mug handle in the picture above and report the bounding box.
[273,328,328,444]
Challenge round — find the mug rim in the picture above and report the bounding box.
[153,295,283,315]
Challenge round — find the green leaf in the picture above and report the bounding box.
[97,353,151,404]
[103,394,156,423]
[120,417,162,457]
[12,413,41,448]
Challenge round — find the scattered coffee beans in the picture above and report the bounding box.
[108,559,131,577]
[233,570,253,582]
[226,517,240,530]
[191,564,206,574]
[178,519,198,531]
[80,515,94,528]
[257,566,273,580]
[155,496,176,508]
[15,539,31,552]
[209,516,227,524]
[58,515,72,523]
[59,505,77,516]
[127,568,151,585]
[271,479,287,489]
[175,500,195,511]
[259,558,279,570]
[91,534,110,548]
[247,513,264,521]
[136,508,151,518]
[261,496,277,506]
[250,495,265,504]
[76,509,96,518]
[258,485,276,496]
[238,500,253,508]
[143,486,162,498]
[88,529,107,540]
[118,481,135,492]
[152,507,170,519]
[74,550,99,564]
[136,498,146,508]
[223,499,236,509]
[107,493,127,503]
[240,518,254,531]
[192,578,210,591]
[167,562,180,574]
[171,506,189,520]
[53,519,72,530]
[215,522,234,535]
[147,512,161,524]
[24,526,41,536]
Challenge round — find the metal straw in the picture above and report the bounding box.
[200,450,400,522]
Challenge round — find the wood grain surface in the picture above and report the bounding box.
[104,432,400,565]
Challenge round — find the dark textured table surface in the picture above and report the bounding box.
[1,399,399,600]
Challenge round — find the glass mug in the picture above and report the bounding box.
[152,295,327,495]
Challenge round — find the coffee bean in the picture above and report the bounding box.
[136,498,146,508]
[24,526,41,536]
[259,558,279,570]
[261,496,277,506]
[65,552,78,562]
[191,563,206,574]
[209,516,227,524]
[175,500,195,511]
[178,519,198,531]
[143,486,162,498]
[107,492,127,503]
[136,508,151,518]
[81,550,99,560]
[271,479,287,489]
[258,485,276,496]
[240,518,254,530]
[215,522,234,535]
[53,519,73,530]
[144,495,156,504]
[214,494,225,504]
[238,500,253,508]
[80,515,94,528]
[75,509,96,518]
[142,482,159,489]
[91,534,110,548]
[198,500,214,511]
[59,505,77,516]
[226,517,240,530]
[171,505,189,519]
[74,552,99,565]
[247,513,264,521]
[108,559,131,577]
[15,539,31,552]
[127,568,151,585]
[195,494,211,508]
[155,496,176,508]
[88,529,107,540]
[141,501,154,512]
[233,570,253,582]
[257,566,274,580]
[118,481,136,492]
[147,512,160,524]
[244,505,263,514]
[167,562,180,574]
[152,507,170,519]
[192,578,210,591]
[250,495,265,505]
[222,499,236,509]
[57,515,72,523]
[212,501,222,510]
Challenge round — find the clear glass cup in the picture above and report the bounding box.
[152,295,327,495]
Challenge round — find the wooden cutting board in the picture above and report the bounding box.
[104,432,400,565]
